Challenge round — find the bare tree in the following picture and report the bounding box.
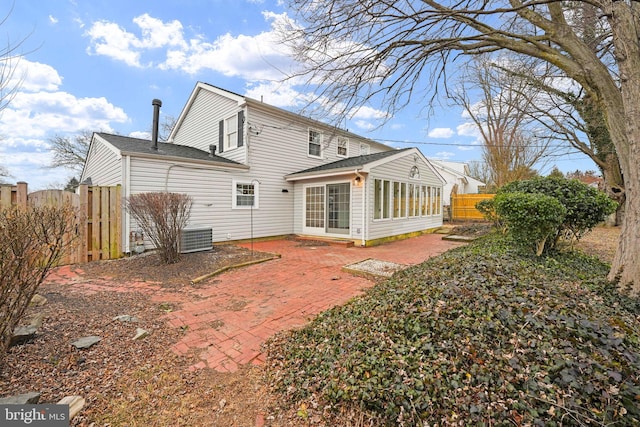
[126,192,193,264]
[47,130,92,172]
[467,161,492,188]
[452,56,552,187]
[282,0,640,288]
[490,57,626,224]
[0,164,10,183]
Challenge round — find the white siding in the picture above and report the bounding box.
[81,137,122,185]
[367,153,443,241]
[172,89,247,165]
[128,156,294,243]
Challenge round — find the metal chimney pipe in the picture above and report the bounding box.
[151,99,162,150]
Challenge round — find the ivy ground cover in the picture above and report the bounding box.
[265,234,640,426]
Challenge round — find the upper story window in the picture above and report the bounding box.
[337,137,348,157]
[226,115,238,149]
[359,143,370,155]
[218,111,243,153]
[308,129,323,158]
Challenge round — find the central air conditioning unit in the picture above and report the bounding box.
[179,226,213,253]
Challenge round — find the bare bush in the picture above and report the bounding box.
[0,205,77,371]
[126,192,193,264]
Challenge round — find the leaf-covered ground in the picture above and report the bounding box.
[265,233,640,426]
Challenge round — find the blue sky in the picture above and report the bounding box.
[0,0,596,190]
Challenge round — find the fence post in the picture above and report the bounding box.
[16,182,28,208]
[78,184,89,263]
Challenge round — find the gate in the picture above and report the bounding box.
[0,182,122,264]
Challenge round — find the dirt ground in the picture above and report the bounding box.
[0,226,620,426]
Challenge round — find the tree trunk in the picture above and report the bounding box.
[608,172,638,289]
[603,2,640,290]
[601,156,625,226]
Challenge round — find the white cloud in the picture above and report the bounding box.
[49,15,59,24]
[129,131,151,140]
[354,120,376,131]
[245,81,310,108]
[10,60,62,93]
[434,151,455,160]
[349,105,388,121]
[85,12,297,81]
[457,122,481,138]
[458,146,476,151]
[0,59,129,189]
[428,127,454,138]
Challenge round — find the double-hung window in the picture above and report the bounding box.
[233,180,259,209]
[337,137,348,157]
[226,115,238,149]
[308,129,322,158]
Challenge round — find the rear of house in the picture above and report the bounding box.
[81,82,445,253]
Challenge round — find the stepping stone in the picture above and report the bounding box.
[10,326,37,346]
[58,395,85,419]
[132,328,149,340]
[71,336,101,349]
[113,315,139,323]
[0,392,41,404]
[30,294,48,307]
[442,234,476,242]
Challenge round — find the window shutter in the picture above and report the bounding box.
[237,111,244,147]
[218,120,224,153]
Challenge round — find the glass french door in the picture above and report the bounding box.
[326,183,350,234]
[304,183,350,235]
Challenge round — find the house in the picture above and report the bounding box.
[428,160,486,206]
[81,82,445,253]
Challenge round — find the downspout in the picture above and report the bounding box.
[355,169,366,247]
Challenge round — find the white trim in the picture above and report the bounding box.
[337,137,349,158]
[232,179,259,209]
[307,128,323,159]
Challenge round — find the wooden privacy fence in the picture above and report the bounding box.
[0,182,122,264]
[451,193,494,220]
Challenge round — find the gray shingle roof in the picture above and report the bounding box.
[96,133,242,165]
[288,149,409,176]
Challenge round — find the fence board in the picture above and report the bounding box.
[0,182,122,264]
[451,194,494,220]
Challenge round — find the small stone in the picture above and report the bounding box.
[58,395,85,419]
[219,399,227,409]
[28,313,45,329]
[10,326,37,346]
[113,315,139,323]
[331,276,340,280]
[30,294,48,307]
[71,336,102,349]
[132,328,149,340]
[0,392,41,404]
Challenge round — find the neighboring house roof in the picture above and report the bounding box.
[429,159,485,186]
[95,133,247,168]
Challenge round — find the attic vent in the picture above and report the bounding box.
[180,226,213,253]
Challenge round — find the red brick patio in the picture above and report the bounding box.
[46,234,464,373]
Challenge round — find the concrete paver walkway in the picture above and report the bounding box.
[47,234,464,372]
